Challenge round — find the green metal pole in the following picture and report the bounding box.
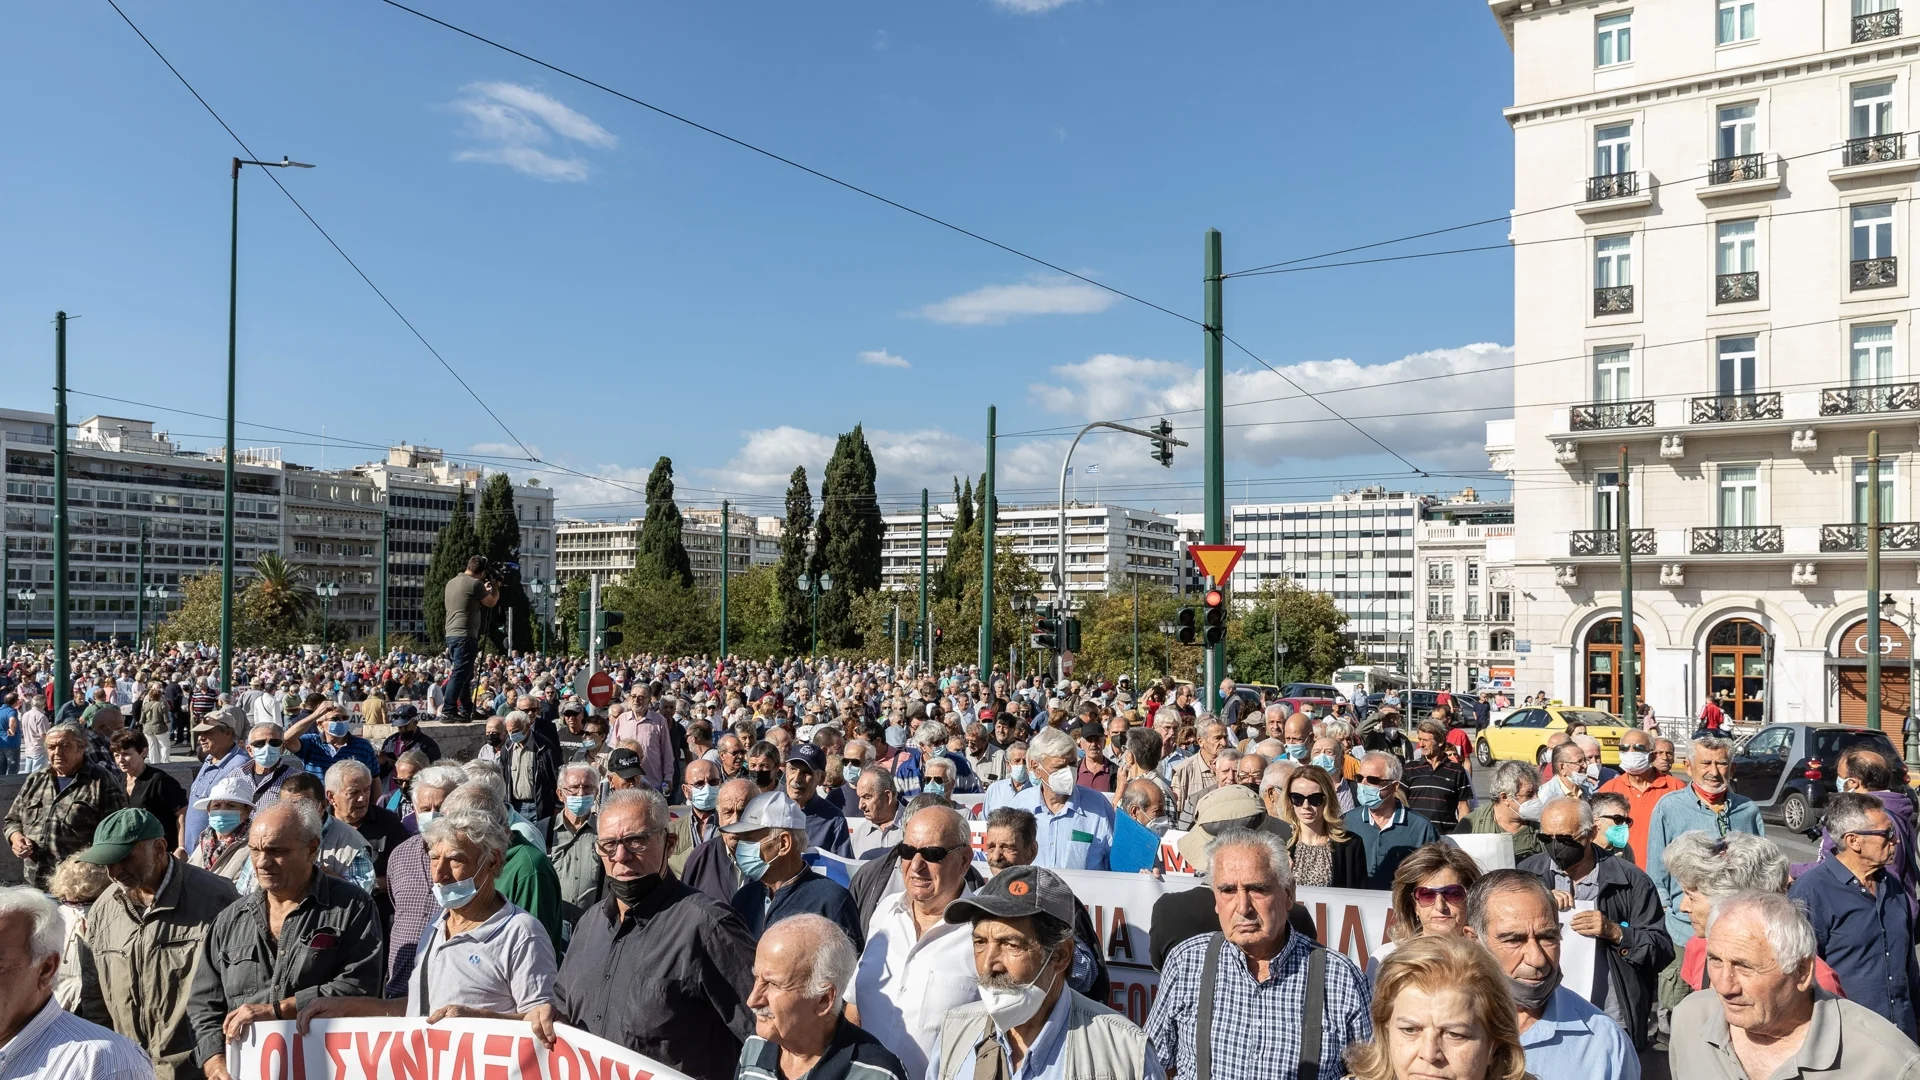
[53,311,70,704]
[1869,429,1884,731]
[809,584,818,657]
[719,499,730,660]
[220,161,240,694]
[1618,445,1636,723]
[1131,577,1140,689]
[322,593,330,645]
[135,521,147,654]
[2,545,9,648]
[919,489,929,674]
[377,509,388,657]
[981,406,996,676]
[1203,229,1226,712]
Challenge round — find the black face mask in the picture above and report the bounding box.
[750,768,775,788]
[606,871,665,907]
[486,732,504,748]
[1545,837,1588,871]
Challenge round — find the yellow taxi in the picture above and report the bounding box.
[1473,705,1636,768]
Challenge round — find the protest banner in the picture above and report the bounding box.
[227,1017,693,1080]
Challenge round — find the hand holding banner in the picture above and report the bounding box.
[227,1016,694,1080]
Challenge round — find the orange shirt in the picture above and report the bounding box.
[1598,771,1689,872]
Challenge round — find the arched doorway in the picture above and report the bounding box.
[1834,618,1912,727]
[1584,618,1644,715]
[1706,618,1768,724]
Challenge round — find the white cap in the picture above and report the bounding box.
[193,775,257,811]
[722,792,808,834]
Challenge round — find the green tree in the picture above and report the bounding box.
[634,457,695,589]
[242,552,316,650]
[475,473,533,652]
[604,577,717,658]
[555,575,588,654]
[154,569,228,647]
[1063,585,1207,686]
[423,484,478,642]
[814,426,882,650]
[776,467,814,655]
[1225,579,1355,685]
[718,563,784,659]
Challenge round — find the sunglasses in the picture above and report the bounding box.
[895,842,963,864]
[1598,813,1632,826]
[1537,833,1588,846]
[1413,885,1467,906]
[1359,775,1394,787]
[1288,791,1327,808]
[1848,828,1897,841]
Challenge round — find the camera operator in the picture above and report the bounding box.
[443,556,498,721]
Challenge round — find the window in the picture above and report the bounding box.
[1716,220,1756,276]
[1442,631,1455,651]
[1467,562,1480,586]
[1595,235,1632,288]
[1719,465,1759,526]
[1852,324,1895,384]
[1852,81,1896,140]
[1468,631,1480,652]
[1717,336,1758,396]
[1427,631,1439,653]
[1594,123,1633,177]
[1596,12,1633,66]
[1853,460,1895,523]
[1718,0,1757,43]
[1853,203,1895,261]
[1594,346,1633,401]
[1717,103,1758,159]
[1596,471,1621,529]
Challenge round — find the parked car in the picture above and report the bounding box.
[1475,705,1633,767]
[1367,689,1455,718]
[1272,695,1341,722]
[1279,682,1342,700]
[1730,722,1906,831]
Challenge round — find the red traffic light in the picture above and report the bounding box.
[1204,588,1224,608]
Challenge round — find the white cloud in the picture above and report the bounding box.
[466,441,542,461]
[857,349,910,369]
[451,82,616,183]
[991,0,1079,12]
[912,276,1115,326]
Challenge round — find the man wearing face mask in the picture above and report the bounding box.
[928,864,1160,1080]
[499,711,558,840]
[724,792,862,948]
[242,722,298,809]
[1009,728,1113,872]
[683,778,759,906]
[1361,707,1410,762]
[669,758,726,877]
[984,741,1034,813]
[1308,736,1357,814]
[549,763,604,912]
[1516,798,1671,1052]
[1645,736,1765,949]
[1597,728,1686,873]
[1463,870,1636,1080]
[1803,748,1920,917]
[289,704,377,780]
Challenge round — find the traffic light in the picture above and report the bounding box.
[1149,418,1175,469]
[883,610,895,637]
[1064,617,1082,653]
[1203,588,1227,646]
[1031,603,1060,650]
[1176,606,1196,645]
[596,610,625,651]
[575,592,592,653]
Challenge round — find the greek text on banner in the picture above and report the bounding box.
[226,1016,694,1080]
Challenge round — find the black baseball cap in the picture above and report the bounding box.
[944,864,1077,926]
[605,748,645,780]
[786,743,826,773]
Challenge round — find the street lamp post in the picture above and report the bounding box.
[317,581,340,647]
[1158,621,1177,677]
[141,583,171,654]
[15,588,37,642]
[797,572,833,656]
[222,154,315,695]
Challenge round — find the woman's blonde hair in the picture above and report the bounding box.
[1342,934,1531,1080]
[1388,842,1484,943]
[1278,765,1349,845]
[48,856,111,905]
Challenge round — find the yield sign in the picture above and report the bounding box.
[1187,544,1245,584]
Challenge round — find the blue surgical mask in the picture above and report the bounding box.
[1605,823,1631,850]
[432,876,480,910]
[734,839,769,881]
[843,764,864,786]
[208,810,244,836]
[251,746,281,769]
[564,794,595,818]
[1355,782,1385,809]
[691,785,718,812]
[509,730,527,745]
[1009,765,1029,785]
[1311,753,1337,772]
[326,720,351,738]
[924,780,946,797]
[415,810,437,829]
[1284,743,1307,761]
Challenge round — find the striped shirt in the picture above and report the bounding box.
[0,997,152,1080]
[735,1020,907,1080]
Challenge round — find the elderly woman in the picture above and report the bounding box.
[186,774,255,882]
[1366,841,1486,981]
[1343,933,1534,1080]
[1660,830,1844,998]
[299,808,557,1027]
[1280,764,1367,888]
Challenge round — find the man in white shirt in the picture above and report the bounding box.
[0,885,152,1079]
[849,768,904,858]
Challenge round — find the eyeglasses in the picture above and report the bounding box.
[1287,791,1327,808]
[1849,828,1897,841]
[1597,813,1632,826]
[594,828,665,856]
[894,842,963,864]
[1413,885,1467,906]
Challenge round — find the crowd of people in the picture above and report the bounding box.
[0,630,1918,1080]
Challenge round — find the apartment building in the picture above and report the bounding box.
[554,510,781,595]
[1494,0,1920,723]
[879,502,1180,595]
[277,465,384,642]
[1414,491,1519,692]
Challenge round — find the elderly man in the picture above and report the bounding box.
[1463,869,1637,1080]
[239,722,298,809]
[1400,720,1473,830]
[1647,736,1766,947]
[980,808,1110,1005]
[0,886,152,1079]
[4,724,127,889]
[850,767,904,857]
[684,778,757,906]
[784,744,853,857]
[76,808,240,1079]
[550,762,605,911]
[1790,791,1920,1040]
[1454,760,1543,861]
[530,788,757,1080]
[1671,891,1920,1079]
[1145,828,1369,1080]
[724,792,861,946]
[983,741,1033,813]
[1112,779,1170,875]
[610,689,674,794]
[1340,750,1438,889]
[1812,748,1920,916]
[1536,741,1594,805]
[1518,797,1672,1050]
[288,704,378,780]
[930,865,1160,1080]
[499,710,559,835]
[440,779,562,952]
[671,758,727,875]
[1597,727,1687,873]
[737,914,907,1080]
[384,764,465,996]
[324,760,410,887]
[716,734,749,781]
[1009,727,1114,871]
[849,805,980,1078]
[188,800,384,1080]
[1170,721,1228,829]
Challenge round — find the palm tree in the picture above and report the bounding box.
[244,552,315,636]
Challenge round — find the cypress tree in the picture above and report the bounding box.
[423,484,478,642]
[634,457,695,588]
[474,473,532,651]
[777,467,815,655]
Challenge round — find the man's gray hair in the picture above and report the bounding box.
[0,886,67,965]
[505,709,530,728]
[1216,747,1244,769]
[1542,795,1593,835]
[249,722,284,742]
[602,788,669,832]
[1661,831,1790,897]
[844,739,873,761]
[1693,735,1734,758]
[1199,719,1227,740]
[1119,779,1161,817]
[1205,827,1295,893]
[423,808,510,866]
[558,762,598,790]
[914,722,948,749]
[1254,738,1286,761]
[257,797,324,847]
[324,759,373,793]
[1260,761,1294,794]
[1028,726,1076,765]
[1362,750,1403,782]
[1320,719,1353,743]
[46,723,86,748]
[1823,791,1887,839]
[767,913,858,1007]
[1489,760,1539,801]
[443,779,510,823]
[1464,869,1556,939]
[923,755,956,779]
[414,764,468,797]
[1708,891,1818,975]
[858,766,897,794]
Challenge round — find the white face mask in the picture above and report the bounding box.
[977,965,1063,1032]
[1046,766,1077,797]
[1618,750,1652,775]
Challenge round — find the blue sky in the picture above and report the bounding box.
[2,1,1518,519]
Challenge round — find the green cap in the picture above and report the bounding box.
[78,809,165,865]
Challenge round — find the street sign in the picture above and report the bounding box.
[585,670,616,710]
[1514,639,1532,654]
[1187,544,1245,584]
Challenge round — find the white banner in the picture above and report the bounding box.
[226,1017,693,1080]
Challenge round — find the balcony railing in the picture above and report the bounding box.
[1593,285,1634,315]
[1852,256,1898,290]
[1570,529,1656,556]
[1716,270,1760,304]
[1708,153,1768,185]
[1855,9,1903,42]
[1586,171,1640,202]
[1569,399,1655,430]
[1844,133,1906,167]
[1690,525,1784,554]
[1821,521,1920,551]
[1820,381,1920,415]
[1690,392,1783,424]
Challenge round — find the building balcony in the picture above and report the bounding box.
[1592,285,1634,316]
[1577,171,1654,217]
[1570,529,1655,557]
[1690,392,1782,424]
[1851,256,1899,290]
[1820,381,1920,415]
[1855,9,1903,42]
[1569,400,1655,431]
[1690,525,1784,554]
[1708,153,1767,186]
[1715,271,1760,304]
[1820,522,1920,552]
[1831,137,1918,182]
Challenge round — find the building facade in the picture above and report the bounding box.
[554,510,781,595]
[1494,0,1919,723]
[879,502,1180,595]
[1414,492,1519,693]
[277,465,385,643]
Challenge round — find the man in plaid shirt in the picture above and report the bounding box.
[2,725,128,889]
[1144,827,1372,1080]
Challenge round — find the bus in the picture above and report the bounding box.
[1332,664,1408,703]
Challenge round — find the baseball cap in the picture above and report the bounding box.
[560,700,585,716]
[192,774,257,811]
[785,743,826,773]
[79,809,166,865]
[191,705,241,734]
[722,791,808,834]
[605,748,645,780]
[1176,785,1289,873]
[979,707,996,721]
[943,864,1077,927]
[391,703,420,724]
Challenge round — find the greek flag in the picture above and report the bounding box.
[1085,463,1100,474]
